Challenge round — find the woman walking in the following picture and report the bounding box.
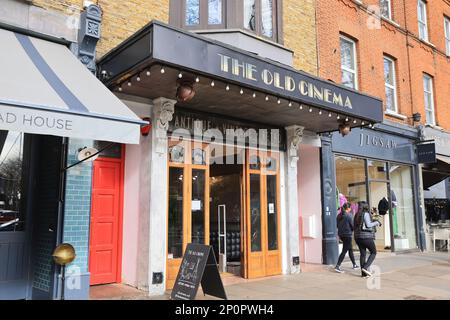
[334,203,358,273]
[354,201,382,277]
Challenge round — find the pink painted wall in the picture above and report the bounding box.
[298,144,323,264]
[121,143,141,286]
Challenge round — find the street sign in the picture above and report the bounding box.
[170,243,227,300]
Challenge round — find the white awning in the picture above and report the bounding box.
[0,28,145,144]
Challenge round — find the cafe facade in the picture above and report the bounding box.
[319,121,426,265]
[97,21,383,295]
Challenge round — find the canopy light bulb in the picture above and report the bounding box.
[362,121,365,126]
[160,67,165,74]
[136,76,141,82]
[240,88,244,94]
[226,85,230,91]
[127,81,132,87]
[178,72,183,78]
[211,81,215,87]
[277,99,281,104]
[328,113,332,117]
[309,108,313,113]
[146,70,151,76]
[252,93,256,98]
[353,119,357,124]
[288,102,292,107]
[299,105,303,110]
[196,77,200,83]
[319,110,323,115]
[118,87,123,92]
[265,96,269,101]
[345,117,349,122]
[337,115,341,120]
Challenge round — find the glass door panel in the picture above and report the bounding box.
[249,174,262,252]
[369,181,390,250]
[266,174,278,251]
[191,169,206,244]
[389,164,418,250]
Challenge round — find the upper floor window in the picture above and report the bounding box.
[423,74,435,125]
[380,0,392,20]
[244,0,276,39]
[417,0,428,41]
[445,17,450,56]
[340,35,358,90]
[184,0,225,28]
[171,0,282,43]
[383,56,398,113]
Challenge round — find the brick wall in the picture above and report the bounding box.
[283,0,318,74]
[30,0,317,75]
[316,0,450,130]
[63,139,94,274]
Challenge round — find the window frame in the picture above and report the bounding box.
[380,0,392,20]
[423,74,436,125]
[417,0,429,42]
[182,0,226,30]
[243,0,278,42]
[383,55,398,113]
[339,35,359,90]
[444,16,450,56]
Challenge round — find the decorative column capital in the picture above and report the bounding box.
[285,125,304,168]
[152,97,176,154]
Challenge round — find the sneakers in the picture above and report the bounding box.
[352,264,359,270]
[361,268,372,277]
[334,266,345,273]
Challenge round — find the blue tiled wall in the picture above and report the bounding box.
[63,139,94,274]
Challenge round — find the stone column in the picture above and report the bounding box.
[136,97,175,295]
[320,134,339,265]
[284,125,304,274]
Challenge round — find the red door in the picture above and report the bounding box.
[89,157,123,285]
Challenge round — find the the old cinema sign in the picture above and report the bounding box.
[218,53,353,110]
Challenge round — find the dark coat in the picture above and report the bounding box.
[378,197,390,215]
[337,212,354,237]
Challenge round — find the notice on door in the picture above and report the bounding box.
[269,203,275,214]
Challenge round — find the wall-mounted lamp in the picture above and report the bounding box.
[338,121,351,137]
[176,79,196,102]
[411,112,422,123]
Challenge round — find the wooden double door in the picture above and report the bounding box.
[166,141,281,289]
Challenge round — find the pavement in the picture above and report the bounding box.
[90,251,450,300]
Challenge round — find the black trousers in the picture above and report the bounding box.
[336,236,356,267]
[356,238,377,275]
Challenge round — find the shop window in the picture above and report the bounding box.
[368,160,388,180]
[0,131,26,232]
[389,164,418,250]
[380,0,392,20]
[340,35,358,90]
[335,156,367,205]
[168,167,184,258]
[417,0,428,41]
[423,74,435,125]
[383,56,398,113]
[445,17,450,56]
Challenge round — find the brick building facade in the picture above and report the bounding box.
[316,0,450,130]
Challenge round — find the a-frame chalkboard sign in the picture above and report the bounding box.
[170,243,227,300]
